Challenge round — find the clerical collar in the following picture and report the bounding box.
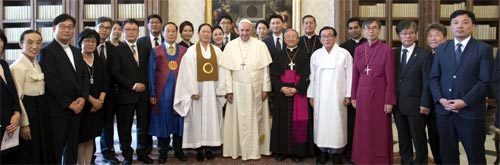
[55,39,70,48]
[367,39,380,47]
[305,34,316,39]
[352,37,362,43]
[287,46,298,52]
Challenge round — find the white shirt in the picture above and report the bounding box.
[56,39,75,70]
[125,40,139,57]
[223,33,231,45]
[401,42,416,63]
[454,35,471,52]
[273,33,284,49]
[150,33,162,47]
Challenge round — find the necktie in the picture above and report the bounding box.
[224,36,229,45]
[154,37,159,47]
[455,43,462,64]
[168,45,174,55]
[401,49,408,69]
[99,44,106,61]
[276,37,281,50]
[131,44,138,66]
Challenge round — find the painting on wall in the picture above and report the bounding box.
[206,0,299,29]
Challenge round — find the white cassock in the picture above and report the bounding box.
[173,43,226,149]
[307,43,353,149]
[220,37,273,160]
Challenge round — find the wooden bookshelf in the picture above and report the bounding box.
[339,0,500,51]
[2,0,165,63]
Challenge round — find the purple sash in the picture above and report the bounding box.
[280,70,308,143]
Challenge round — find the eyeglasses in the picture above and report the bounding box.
[363,26,379,31]
[58,25,74,30]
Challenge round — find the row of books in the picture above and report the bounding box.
[359,3,386,18]
[392,3,418,18]
[84,4,112,19]
[4,27,32,43]
[38,5,63,20]
[38,27,54,43]
[440,3,466,18]
[472,5,499,19]
[83,26,146,39]
[117,4,144,19]
[445,25,498,40]
[5,49,22,62]
[4,6,31,20]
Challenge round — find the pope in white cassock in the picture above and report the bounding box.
[220,19,273,160]
[307,26,353,163]
[173,24,226,161]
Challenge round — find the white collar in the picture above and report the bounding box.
[287,46,298,52]
[401,42,416,53]
[454,35,471,48]
[125,40,137,47]
[150,33,161,41]
[165,42,175,48]
[273,33,283,39]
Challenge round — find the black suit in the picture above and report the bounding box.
[111,41,150,159]
[339,37,365,161]
[0,59,22,164]
[263,34,286,58]
[393,46,433,164]
[136,35,164,154]
[98,41,119,158]
[39,40,89,164]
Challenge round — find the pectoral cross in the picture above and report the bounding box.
[288,61,295,70]
[241,63,246,70]
[364,65,371,75]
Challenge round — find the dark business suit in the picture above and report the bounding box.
[493,50,500,129]
[339,37,365,161]
[136,35,163,154]
[394,46,432,164]
[263,34,286,58]
[39,40,89,164]
[111,41,150,160]
[430,38,493,164]
[98,41,119,158]
[0,59,22,164]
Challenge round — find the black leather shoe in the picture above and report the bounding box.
[196,151,205,161]
[174,151,188,161]
[158,155,167,164]
[316,152,327,164]
[137,155,153,164]
[205,150,214,160]
[332,154,342,164]
[122,158,133,165]
[102,155,120,164]
[291,155,303,162]
[275,154,286,161]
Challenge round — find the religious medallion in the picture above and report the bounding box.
[202,62,214,74]
[168,61,178,70]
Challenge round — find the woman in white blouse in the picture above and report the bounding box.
[10,29,53,163]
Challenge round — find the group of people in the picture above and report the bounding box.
[0,9,499,165]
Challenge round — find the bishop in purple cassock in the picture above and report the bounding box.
[351,19,396,164]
